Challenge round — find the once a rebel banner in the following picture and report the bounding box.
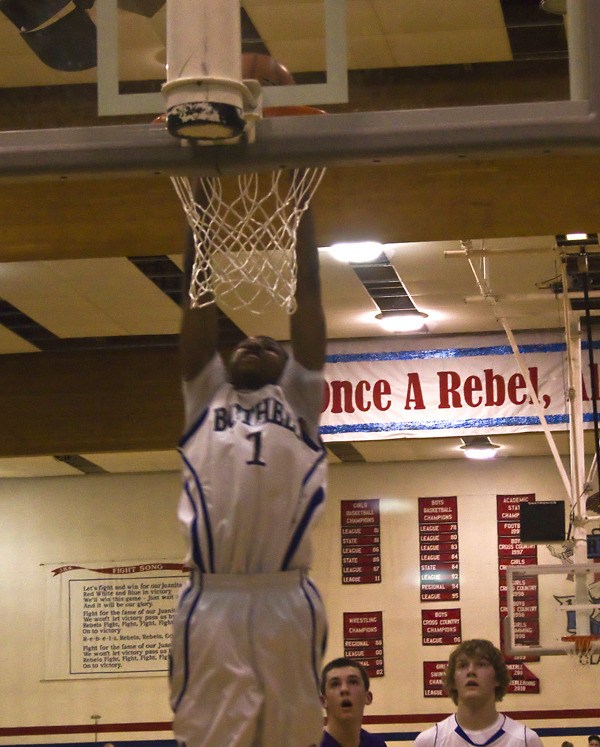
[320,330,595,441]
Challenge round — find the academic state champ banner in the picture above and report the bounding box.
[320,330,599,441]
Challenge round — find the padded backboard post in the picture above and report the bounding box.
[95,0,348,116]
[566,0,589,100]
[162,0,248,140]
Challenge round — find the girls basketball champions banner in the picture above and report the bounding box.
[320,330,596,441]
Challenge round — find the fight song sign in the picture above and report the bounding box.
[320,331,583,441]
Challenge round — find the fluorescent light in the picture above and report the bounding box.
[540,0,566,14]
[463,446,498,460]
[460,436,500,460]
[327,241,384,263]
[556,233,598,247]
[376,311,427,333]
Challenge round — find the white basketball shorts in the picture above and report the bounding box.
[170,569,327,747]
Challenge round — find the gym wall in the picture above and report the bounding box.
[0,456,597,745]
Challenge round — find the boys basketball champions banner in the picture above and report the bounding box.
[320,330,597,441]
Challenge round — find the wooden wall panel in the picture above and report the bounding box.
[0,348,182,456]
[2,150,600,265]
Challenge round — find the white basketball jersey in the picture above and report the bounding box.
[178,354,327,574]
[414,715,544,747]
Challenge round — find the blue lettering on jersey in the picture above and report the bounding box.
[213,397,300,436]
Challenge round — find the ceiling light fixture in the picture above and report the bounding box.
[539,0,567,15]
[327,241,384,263]
[460,436,501,460]
[376,310,428,333]
[556,233,599,247]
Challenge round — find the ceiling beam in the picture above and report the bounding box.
[3,151,600,264]
[1,347,182,457]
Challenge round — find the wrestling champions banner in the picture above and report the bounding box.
[320,330,599,441]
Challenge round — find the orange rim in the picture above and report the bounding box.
[561,635,600,653]
[263,105,326,117]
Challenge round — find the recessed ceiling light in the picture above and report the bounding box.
[540,0,566,14]
[460,436,500,460]
[556,233,598,247]
[326,241,384,263]
[376,311,428,333]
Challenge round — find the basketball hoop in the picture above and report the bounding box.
[561,634,600,666]
[171,105,327,315]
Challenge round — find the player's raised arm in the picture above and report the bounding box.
[290,204,326,371]
[179,224,219,382]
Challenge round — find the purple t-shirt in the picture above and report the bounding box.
[320,728,388,746]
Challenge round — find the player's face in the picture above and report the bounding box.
[453,654,499,705]
[321,666,372,722]
[228,336,287,390]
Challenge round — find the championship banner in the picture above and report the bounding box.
[423,661,448,697]
[419,497,460,602]
[44,560,187,680]
[341,499,382,585]
[343,611,384,678]
[320,330,596,441]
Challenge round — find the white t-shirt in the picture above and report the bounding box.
[414,714,543,747]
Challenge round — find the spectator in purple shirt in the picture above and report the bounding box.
[320,657,388,747]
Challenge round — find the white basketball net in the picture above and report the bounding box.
[171,167,326,314]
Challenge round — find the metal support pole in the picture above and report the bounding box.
[560,260,591,636]
[466,253,572,496]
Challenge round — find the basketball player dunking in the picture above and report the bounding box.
[168,180,328,747]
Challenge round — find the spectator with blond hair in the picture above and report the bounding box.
[414,639,544,747]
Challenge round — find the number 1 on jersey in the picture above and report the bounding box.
[246,431,266,466]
